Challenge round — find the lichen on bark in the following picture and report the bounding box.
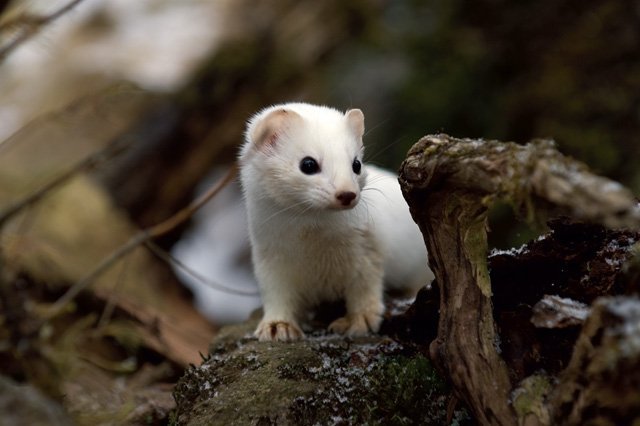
[399,134,640,425]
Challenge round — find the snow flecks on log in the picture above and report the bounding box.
[531,295,590,329]
[399,134,640,425]
[550,296,640,425]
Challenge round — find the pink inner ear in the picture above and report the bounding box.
[264,129,279,149]
[250,108,301,153]
[345,108,365,139]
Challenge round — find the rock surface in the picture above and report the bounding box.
[0,376,73,426]
[173,317,470,425]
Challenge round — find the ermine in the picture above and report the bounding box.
[239,102,433,342]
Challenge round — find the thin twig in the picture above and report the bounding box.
[97,252,131,329]
[0,135,134,229]
[145,240,258,296]
[0,0,87,63]
[46,163,239,317]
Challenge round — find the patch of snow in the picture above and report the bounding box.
[387,297,415,316]
[489,243,529,257]
[320,353,333,370]
[335,393,348,404]
[532,295,590,329]
[336,375,351,387]
[493,332,502,354]
[606,240,621,250]
[602,181,624,193]
[606,297,640,358]
[605,257,621,266]
[330,416,345,425]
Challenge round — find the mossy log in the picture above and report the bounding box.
[549,296,640,424]
[399,134,640,425]
[173,318,468,425]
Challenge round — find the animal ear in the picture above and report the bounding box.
[248,108,302,152]
[345,108,365,139]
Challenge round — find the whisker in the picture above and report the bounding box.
[365,135,410,166]
[360,198,373,225]
[362,180,396,208]
[362,187,386,197]
[258,200,311,227]
[364,174,392,186]
[363,118,390,138]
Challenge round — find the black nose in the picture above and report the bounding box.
[336,191,356,206]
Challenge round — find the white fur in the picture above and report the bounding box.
[239,103,433,341]
[363,165,434,291]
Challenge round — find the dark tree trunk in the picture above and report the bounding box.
[399,134,640,425]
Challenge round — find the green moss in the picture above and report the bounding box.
[421,143,441,158]
[167,410,178,426]
[286,349,457,425]
[512,374,553,421]
[363,355,449,424]
[175,333,471,425]
[464,218,491,297]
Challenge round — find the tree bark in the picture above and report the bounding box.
[549,296,640,425]
[399,134,640,425]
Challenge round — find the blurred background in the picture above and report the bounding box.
[1,1,639,421]
[1,0,639,325]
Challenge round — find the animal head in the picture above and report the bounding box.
[240,103,367,211]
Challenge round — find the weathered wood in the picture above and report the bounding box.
[530,295,590,329]
[549,296,640,425]
[399,134,640,425]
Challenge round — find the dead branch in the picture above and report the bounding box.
[46,163,239,318]
[549,296,640,424]
[399,134,640,425]
[144,241,258,296]
[0,0,87,63]
[0,133,134,229]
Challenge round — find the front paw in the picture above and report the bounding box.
[255,319,304,342]
[328,311,382,337]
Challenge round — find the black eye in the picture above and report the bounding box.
[352,158,362,174]
[300,156,320,175]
